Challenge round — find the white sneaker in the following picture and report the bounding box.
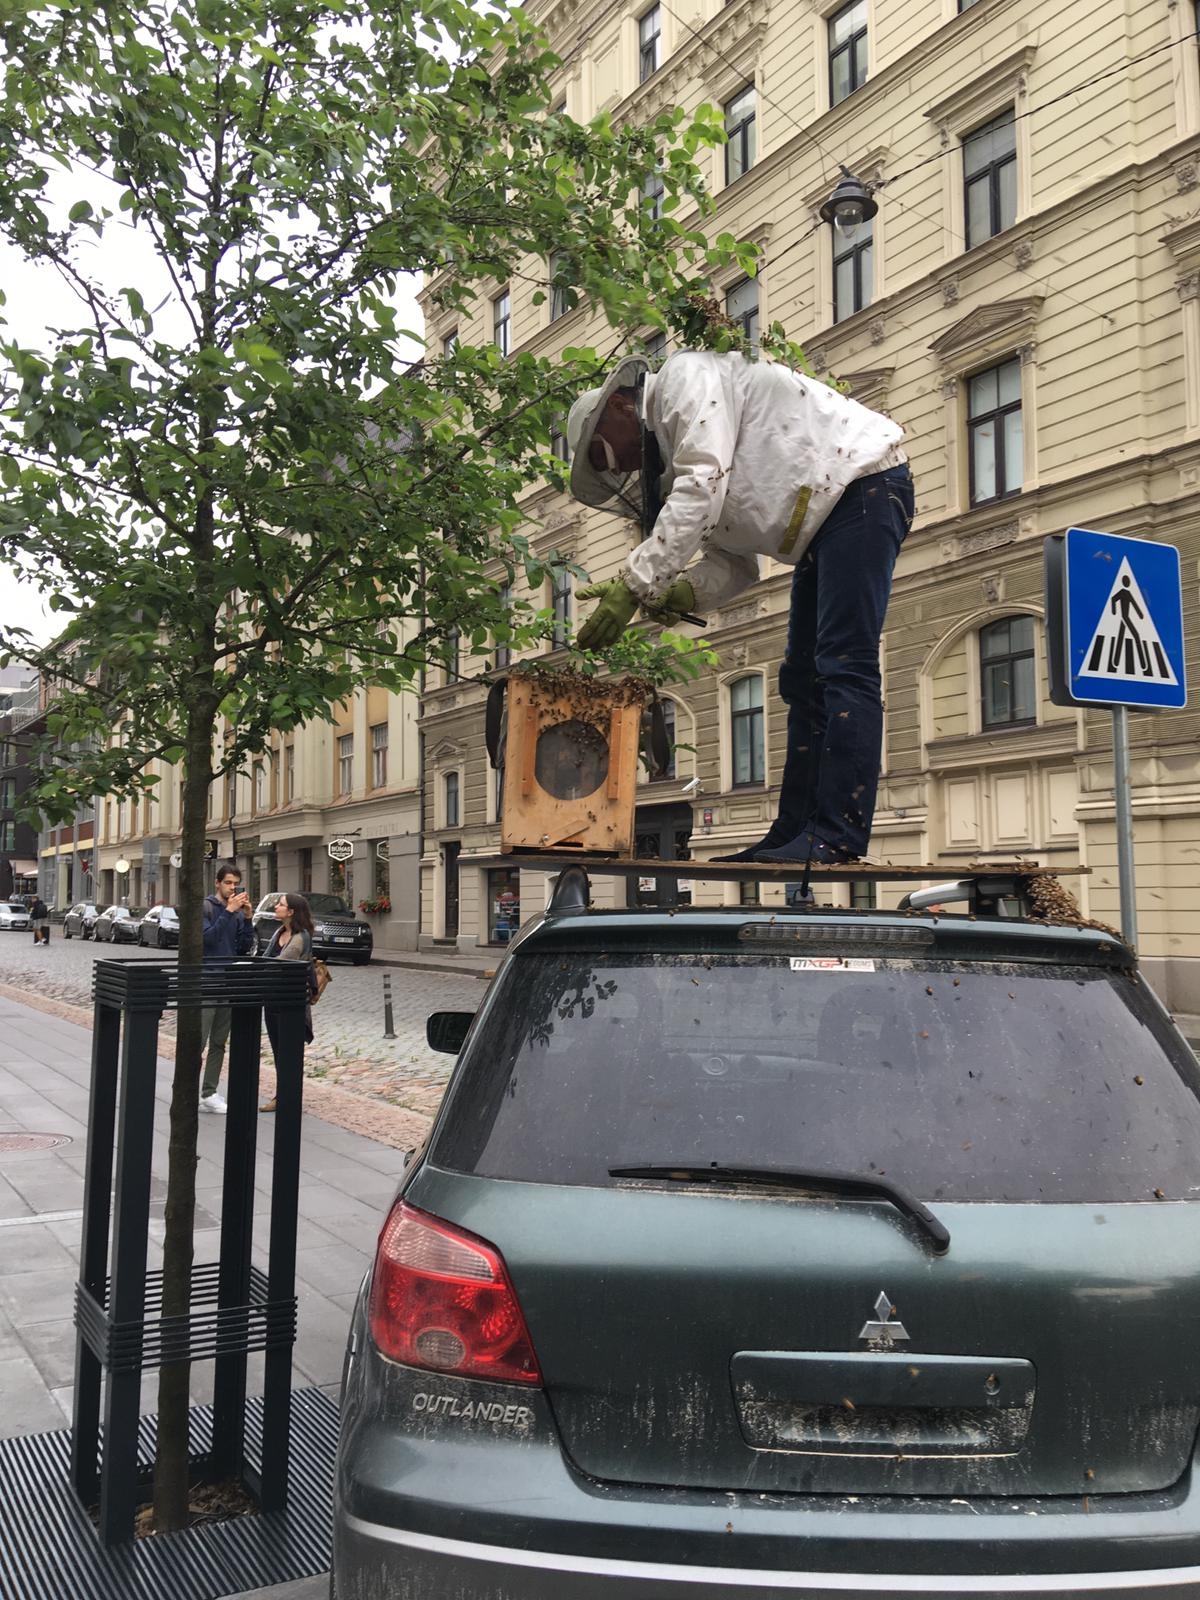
[200,1092,228,1115]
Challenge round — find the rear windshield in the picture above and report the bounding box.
[433,955,1200,1203]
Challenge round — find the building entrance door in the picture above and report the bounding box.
[443,842,461,939]
[629,801,694,909]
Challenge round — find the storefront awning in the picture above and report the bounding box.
[10,860,38,878]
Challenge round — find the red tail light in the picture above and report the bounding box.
[367,1201,541,1385]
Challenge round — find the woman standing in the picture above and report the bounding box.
[260,892,315,1113]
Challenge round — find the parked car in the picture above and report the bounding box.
[332,872,1200,1600]
[0,900,31,932]
[93,905,147,944]
[138,904,180,949]
[62,901,102,940]
[252,891,372,964]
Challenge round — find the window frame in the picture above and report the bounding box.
[285,742,295,803]
[642,168,665,221]
[442,329,458,357]
[492,289,511,356]
[638,4,662,83]
[967,356,1023,506]
[963,108,1017,251]
[724,85,757,186]
[371,721,389,789]
[729,674,765,788]
[337,733,354,797]
[549,251,578,322]
[444,769,461,830]
[979,615,1037,730]
[495,583,513,671]
[828,0,868,108]
[550,566,572,649]
[832,215,873,322]
[725,276,760,349]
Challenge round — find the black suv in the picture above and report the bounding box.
[333,871,1200,1599]
[251,891,373,963]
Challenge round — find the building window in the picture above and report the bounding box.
[645,331,667,362]
[442,329,458,357]
[963,108,1016,249]
[549,251,578,321]
[0,820,13,852]
[551,567,572,648]
[660,698,677,780]
[444,770,460,829]
[968,358,1022,504]
[550,426,570,462]
[371,722,389,788]
[730,675,764,787]
[444,627,460,680]
[642,169,665,221]
[300,846,313,894]
[337,733,353,796]
[980,616,1036,728]
[488,867,521,944]
[850,879,877,910]
[639,4,662,82]
[225,770,236,821]
[828,0,868,106]
[725,277,759,350]
[495,584,512,670]
[492,290,511,356]
[833,215,873,322]
[724,86,756,185]
[253,762,267,813]
[285,743,295,802]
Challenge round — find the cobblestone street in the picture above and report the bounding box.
[0,929,487,1121]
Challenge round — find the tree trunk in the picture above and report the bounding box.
[153,697,219,1530]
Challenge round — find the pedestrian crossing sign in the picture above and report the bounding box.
[1055,528,1186,709]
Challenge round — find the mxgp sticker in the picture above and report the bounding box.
[790,956,876,972]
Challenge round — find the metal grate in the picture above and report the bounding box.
[0,1388,338,1600]
[76,1264,297,1372]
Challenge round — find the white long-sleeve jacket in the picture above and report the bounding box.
[624,351,905,610]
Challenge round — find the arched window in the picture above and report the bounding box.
[730,675,764,786]
[979,616,1035,728]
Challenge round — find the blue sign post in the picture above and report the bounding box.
[1044,528,1188,946]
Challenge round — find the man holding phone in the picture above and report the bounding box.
[200,861,258,1113]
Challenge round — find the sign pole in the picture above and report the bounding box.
[1111,704,1137,947]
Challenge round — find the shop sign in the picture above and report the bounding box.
[328,837,355,862]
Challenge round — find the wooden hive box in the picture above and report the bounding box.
[495,671,648,855]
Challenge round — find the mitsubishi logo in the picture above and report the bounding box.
[858,1290,910,1345]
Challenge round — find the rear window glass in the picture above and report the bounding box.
[433,956,1200,1202]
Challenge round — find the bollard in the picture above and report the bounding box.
[383,971,397,1040]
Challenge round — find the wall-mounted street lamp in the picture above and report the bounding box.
[819,169,878,236]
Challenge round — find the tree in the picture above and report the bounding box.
[0,0,753,1530]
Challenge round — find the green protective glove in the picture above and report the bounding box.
[576,578,640,650]
[641,577,697,628]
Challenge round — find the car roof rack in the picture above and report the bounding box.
[471,854,1088,922]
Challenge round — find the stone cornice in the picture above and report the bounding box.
[928,296,1044,371]
[924,45,1037,135]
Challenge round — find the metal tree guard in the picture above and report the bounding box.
[71,957,309,1546]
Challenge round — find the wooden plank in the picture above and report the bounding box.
[477,852,1088,884]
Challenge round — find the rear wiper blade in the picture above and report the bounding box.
[609,1162,951,1255]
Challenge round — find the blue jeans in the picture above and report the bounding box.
[777,464,914,856]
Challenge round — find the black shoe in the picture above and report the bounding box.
[755,832,858,865]
[711,825,799,864]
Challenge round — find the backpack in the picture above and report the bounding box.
[309,958,332,1004]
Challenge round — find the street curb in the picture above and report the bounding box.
[0,980,431,1154]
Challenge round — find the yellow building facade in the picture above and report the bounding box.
[416,0,1200,1009]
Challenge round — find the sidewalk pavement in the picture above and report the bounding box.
[0,990,410,1599]
[372,944,498,979]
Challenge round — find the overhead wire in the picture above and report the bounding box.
[649,0,1198,328]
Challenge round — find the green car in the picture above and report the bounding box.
[333,870,1200,1598]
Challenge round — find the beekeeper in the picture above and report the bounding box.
[565,349,914,865]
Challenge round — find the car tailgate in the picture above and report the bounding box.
[410,1169,1200,1498]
